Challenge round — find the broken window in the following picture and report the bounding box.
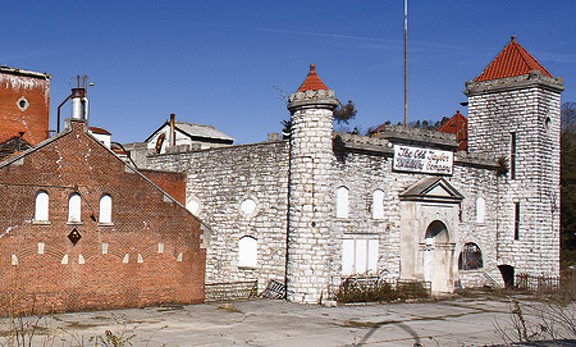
[458,242,483,270]
[34,190,49,222]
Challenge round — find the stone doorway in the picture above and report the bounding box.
[423,220,453,292]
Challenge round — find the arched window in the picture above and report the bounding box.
[476,197,485,224]
[99,194,112,224]
[68,193,81,223]
[372,189,385,219]
[336,186,349,218]
[186,195,201,215]
[238,236,257,268]
[34,190,49,222]
[458,243,483,270]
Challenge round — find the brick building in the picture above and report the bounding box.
[0,117,206,314]
[0,66,51,156]
[140,37,563,303]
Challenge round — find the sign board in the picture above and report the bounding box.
[393,145,453,175]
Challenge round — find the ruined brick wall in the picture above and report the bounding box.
[139,169,187,205]
[0,120,205,315]
[0,69,50,146]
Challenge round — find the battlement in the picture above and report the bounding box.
[465,70,563,96]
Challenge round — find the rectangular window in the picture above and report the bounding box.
[510,132,517,179]
[514,202,520,240]
[342,238,379,276]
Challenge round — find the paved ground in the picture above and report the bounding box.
[0,295,572,346]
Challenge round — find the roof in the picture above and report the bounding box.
[0,65,51,79]
[474,36,553,82]
[296,64,329,92]
[436,111,468,151]
[144,120,235,143]
[89,126,111,135]
[400,177,463,203]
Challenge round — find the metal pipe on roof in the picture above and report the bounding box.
[169,113,176,147]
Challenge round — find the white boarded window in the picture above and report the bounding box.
[34,190,49,222]
[68,193,81,223]
[99,194,112,224]
[336,186,349,218]
[342,238,379,276]
[238,236,257,268]
[476,197,485,224]
[372,189,385,219]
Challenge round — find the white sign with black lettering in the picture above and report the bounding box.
[393,145,453,175]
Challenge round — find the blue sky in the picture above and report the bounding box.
[2,1,575,144]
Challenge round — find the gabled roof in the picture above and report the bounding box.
[144,121,234,144]
[296,64,329,92]
[474,36,553,82]
[400,177,463,203]
[436,111,468,151]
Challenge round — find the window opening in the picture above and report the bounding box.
[372,189,384,219]
[514,202,520,240]
[238,236,257,268]
[510,132,517,179]
[34,190,49,222]
[458,243,483,270]
[99,194,112,224]
[68,193,81,223]
[336,186,349,218]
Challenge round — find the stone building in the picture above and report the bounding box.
[0,88,207,314]
[140,37,562,304]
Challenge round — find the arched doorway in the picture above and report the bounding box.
[423,220,453,292]
[498,265,515,288]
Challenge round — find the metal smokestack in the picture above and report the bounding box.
[71,87,86,120]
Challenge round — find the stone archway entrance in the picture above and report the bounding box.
[423,220,453,292]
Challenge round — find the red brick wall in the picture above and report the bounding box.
[139,169,187,205]
[0,120,205,315]
[0,71,50,146]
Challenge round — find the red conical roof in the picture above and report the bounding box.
[474,36,553,82]
[297,64,329,92]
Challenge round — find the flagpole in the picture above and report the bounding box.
[403,0,408,127]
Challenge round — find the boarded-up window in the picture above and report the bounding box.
[238,236,257,268]
[476,197,485,224]
[68,193,81,223]
[372,189,385,219]
[342,238,379,276]
[99,194,112,224]
[336,186,349,218]
[34,190,49,222]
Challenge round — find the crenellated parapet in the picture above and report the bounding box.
[464,70,563,96]
[287,89,338,112]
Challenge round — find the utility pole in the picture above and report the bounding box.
[403,0,408,127]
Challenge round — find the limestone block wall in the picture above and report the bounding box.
[331,147,502,289]
[147,141,290,289]
[467,82,561,277]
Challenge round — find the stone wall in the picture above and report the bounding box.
[147,140,290,291]
[467,73,562,278]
